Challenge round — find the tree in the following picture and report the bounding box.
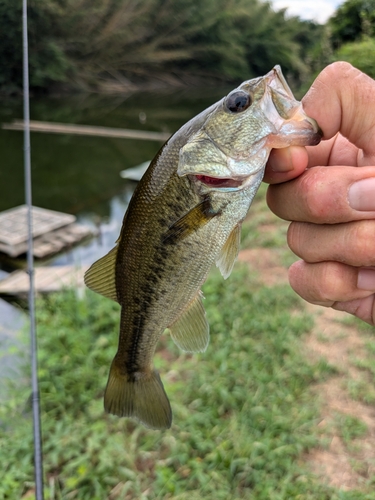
[335,37,375,78]
[0,0,324,93]
[329,0,375,48]
[0,0,70,93]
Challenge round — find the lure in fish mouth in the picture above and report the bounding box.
[84,66,322,430]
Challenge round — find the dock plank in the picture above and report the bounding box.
[0,266,89,296]
[0,206,95,258]
[0,205,75,246]
[2,120,170,142]
[32,223,95,258]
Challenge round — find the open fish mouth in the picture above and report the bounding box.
[191,171,263,191]
[194,174,244,189]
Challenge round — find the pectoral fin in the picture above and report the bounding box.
[84,246,118,302]
[168,291,209,353]
[163,197,220,242]
[216,223,241,279]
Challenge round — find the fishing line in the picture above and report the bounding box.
[22,0,45,498]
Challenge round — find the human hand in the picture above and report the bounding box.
[265,62,375,325]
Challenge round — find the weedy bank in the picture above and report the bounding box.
[1,186,375,499]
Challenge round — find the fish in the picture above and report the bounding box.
[84,66,321,430]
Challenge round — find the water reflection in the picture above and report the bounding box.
[0,88,229,216]
[0,298,27,399]
[52,184,135,268]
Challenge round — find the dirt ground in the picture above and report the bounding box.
[238,247,375,492]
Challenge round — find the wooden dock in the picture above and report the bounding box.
[2,120,170,142]
[0,205,96,258]
[0,266,89,297]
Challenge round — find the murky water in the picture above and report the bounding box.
[0,88,229,215]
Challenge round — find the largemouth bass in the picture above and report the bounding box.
[84,66,321,430]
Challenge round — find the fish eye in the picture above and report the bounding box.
[225,91,252,113]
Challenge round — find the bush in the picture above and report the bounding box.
[0,0,70,93]
[0,0,323,93]
[335,37,375,78]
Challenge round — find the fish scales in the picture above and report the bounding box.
[84,66,322,429]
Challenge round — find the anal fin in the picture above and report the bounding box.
[168,291,209,353]
[216,223,241,279]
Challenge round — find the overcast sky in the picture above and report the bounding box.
[270,0,344,23]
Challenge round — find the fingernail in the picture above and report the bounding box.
[348,178,375,211]
[358,268,375,290]
[268,148,293,172]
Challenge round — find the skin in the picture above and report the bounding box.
[264,62,375,325]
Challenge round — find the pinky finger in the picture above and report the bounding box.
[333,296,375,326]
[288,260,375,325]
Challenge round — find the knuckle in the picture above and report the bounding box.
[325,61,354,78]
[299,167,346,223]
[289,260,343,304]
[317,266,338,301]
[314,262,349,302]
[286,222,299,254]
[287,222,314,260]
[351,221,375,264]
[299,169,327,222]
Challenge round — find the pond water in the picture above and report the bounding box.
[0,88,233,215]
[0,86,231,371]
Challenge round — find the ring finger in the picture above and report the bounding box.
[288,219,375,267]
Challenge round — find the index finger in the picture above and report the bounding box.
[302,62,375,167]
[267,165,375,224]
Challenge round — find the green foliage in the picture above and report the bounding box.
[346,377,375,405]
[328,0,375,48]
[241,183,291,249]
[333,413,368,445]
[297,0,375,89]
[56,0,322,88]
[0,0,70,93]
[326,0,375,79]
[0,0,323,93]
[335,37,375,78]
[1,268,350,499]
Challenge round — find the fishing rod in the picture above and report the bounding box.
[22,0,45,498]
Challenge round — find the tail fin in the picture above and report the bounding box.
[104,361,172,430]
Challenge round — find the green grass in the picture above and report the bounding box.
[332,413,368,446]
[345,377,375,406]
[335,317,375,406]
[241,184,297,269]
[241,184,290,251]
[2,265,371,499]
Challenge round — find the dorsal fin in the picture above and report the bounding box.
[168,291,209,353]
[84,246,118,302]
[216,223,241,279]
